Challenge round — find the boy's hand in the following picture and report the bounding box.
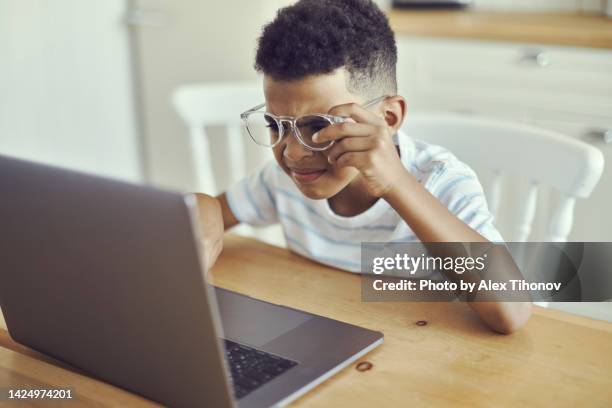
[313,102,408,197]
[194,193,224,272]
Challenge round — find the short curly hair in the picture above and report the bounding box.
[255,0,397,98]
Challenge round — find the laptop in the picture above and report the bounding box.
[0,154,383,408]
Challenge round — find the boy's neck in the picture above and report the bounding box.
[327,176,379,217]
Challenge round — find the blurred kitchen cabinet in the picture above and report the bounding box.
[396,37,612,241]
[397,37,612,131]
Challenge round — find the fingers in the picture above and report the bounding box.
[328,102,386,126]
[325,137,377,164]
[312,101,387,144]
[206,236,223,270]
[333,151,371,171]
[313,121,383,143]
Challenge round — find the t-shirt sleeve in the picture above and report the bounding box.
[423,161,505,243]
[224,161,279,227]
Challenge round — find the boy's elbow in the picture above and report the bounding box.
[489,302,532,335]
[473,301,532,334]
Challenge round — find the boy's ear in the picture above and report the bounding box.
[382,95,407,132]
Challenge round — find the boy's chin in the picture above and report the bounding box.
[293,179,348,200]
[297,187,333,200]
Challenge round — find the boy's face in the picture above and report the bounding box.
[263,69,363,200]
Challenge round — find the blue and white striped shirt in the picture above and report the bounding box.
[226,131,503,273]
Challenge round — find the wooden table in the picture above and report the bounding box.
[388,10,612,49]
[1,235,611,407]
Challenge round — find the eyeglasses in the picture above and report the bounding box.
[240,95,388,151]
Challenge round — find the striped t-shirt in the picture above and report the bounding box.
[225,131,503,273]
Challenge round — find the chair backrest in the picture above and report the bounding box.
[172,82,271,194]
[401,112,605,241]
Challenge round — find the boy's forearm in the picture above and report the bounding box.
[383,170,532,334]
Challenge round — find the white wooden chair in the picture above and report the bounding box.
[172,82,284,246]
[402,113,606,314]
[172,81,268,195]
[401,112,605,242]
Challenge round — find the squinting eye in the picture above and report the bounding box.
[266,122,279,132]
[298,119,330,133]
[312,124,329,132]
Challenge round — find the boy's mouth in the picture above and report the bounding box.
[290,168,327,183]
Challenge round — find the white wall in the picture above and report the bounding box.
[132,0,292,191]
[0,0,141,181]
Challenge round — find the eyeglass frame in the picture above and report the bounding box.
[239,95,389,152]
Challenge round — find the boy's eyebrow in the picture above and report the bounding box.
[266,107,335,118]
[263,105,285,117]
[263,101,337,118]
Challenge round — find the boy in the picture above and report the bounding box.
[196,0,531,333]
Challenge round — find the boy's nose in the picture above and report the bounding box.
[283,128,314,162]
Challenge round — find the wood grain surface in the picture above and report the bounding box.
[388,10,612,49]
[0,234,610,407]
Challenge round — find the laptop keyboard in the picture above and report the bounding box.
[223,339,298,399]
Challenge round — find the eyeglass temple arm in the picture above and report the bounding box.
[240,102,266,119]
[362,95,389,109]
[330,95,390,123]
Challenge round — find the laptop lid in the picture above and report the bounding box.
[0,154,234,408]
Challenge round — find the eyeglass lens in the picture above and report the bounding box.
[244,113,336,150]
[242,112,282,146]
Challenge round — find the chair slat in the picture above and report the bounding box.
[189,126,217,194]
[486,170,502,219]
[513,181,539,241]
[545,195,577,242]
[226,124,247,186]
